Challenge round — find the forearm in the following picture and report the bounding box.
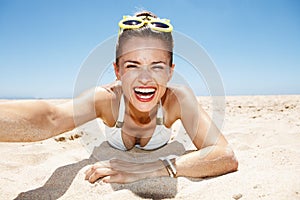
[138,146,238,181]
[0,100,67,142]
[175,145,238,178]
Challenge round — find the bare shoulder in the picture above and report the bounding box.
[94,81,121,103]
[166,84,197,104]
[94,81,122,121]
[163,85,198,124]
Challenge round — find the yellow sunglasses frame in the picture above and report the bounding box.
[118,15,173,35]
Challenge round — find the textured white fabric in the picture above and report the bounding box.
[105,95,171,151]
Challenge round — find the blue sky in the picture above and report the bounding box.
[0,0,299,98]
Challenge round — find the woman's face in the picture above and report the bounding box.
[114,37,174,112]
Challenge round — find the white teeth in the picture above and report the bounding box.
[134,88,156,93]
[134,87,156,100]
[139,94,154,99]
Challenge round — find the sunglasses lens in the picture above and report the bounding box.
[151,22,169,28]
[123,20,142,26]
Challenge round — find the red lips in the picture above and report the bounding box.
[133,86,157,102]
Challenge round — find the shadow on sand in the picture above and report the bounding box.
[14,141,186,200]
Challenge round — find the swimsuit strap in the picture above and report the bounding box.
[156,100,164,125]
[116,94,164,127]
[115,95,125,128]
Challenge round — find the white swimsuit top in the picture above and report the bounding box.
[105,95,172,151]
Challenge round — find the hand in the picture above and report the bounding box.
[84,160,117,183]
[84,159,166,184]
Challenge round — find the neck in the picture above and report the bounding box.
[125,99,158,125]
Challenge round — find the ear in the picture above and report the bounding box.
[113,62,121,80]
[168,63,175,81]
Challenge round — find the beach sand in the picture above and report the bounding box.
[0,95,299,199]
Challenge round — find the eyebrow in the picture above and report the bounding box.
[152,61,167,65]
[123,60,167,65]
[124,60,140,64]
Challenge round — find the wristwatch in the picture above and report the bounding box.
[160,156,177,178]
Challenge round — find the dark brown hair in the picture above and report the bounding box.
[115,11,174,66]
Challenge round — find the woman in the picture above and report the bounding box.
[0,11,238,183]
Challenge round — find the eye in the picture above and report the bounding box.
[152,65,165,70]
[126,64,138,69]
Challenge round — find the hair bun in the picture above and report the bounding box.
[135,10,157,18]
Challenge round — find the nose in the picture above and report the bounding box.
[138,66,152,84]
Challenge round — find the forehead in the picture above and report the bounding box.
[118,37,170,62]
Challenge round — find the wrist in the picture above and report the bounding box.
[147,160,170,178]
[159,157,177,178]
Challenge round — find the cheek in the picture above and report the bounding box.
[120,73,135,97]
[154,73,170,86]
[120,71,136,83]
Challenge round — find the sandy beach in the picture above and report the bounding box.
[0,95,299,200]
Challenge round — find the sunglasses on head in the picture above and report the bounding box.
[118,15,173,35]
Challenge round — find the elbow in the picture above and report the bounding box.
[225,147,239,173]
[28,102,62,142]
[229,155,239,173]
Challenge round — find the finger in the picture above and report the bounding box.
[102,174,122,183]
[88,168,117,183]
[84,162,111,180]
[84,165,99,180]
[102,175,111,183]
[85,161,111,174]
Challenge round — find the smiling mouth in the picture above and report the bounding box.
[134,87,157,102]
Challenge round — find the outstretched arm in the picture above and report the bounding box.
[0,87,108,142]
[0,99,67,142]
